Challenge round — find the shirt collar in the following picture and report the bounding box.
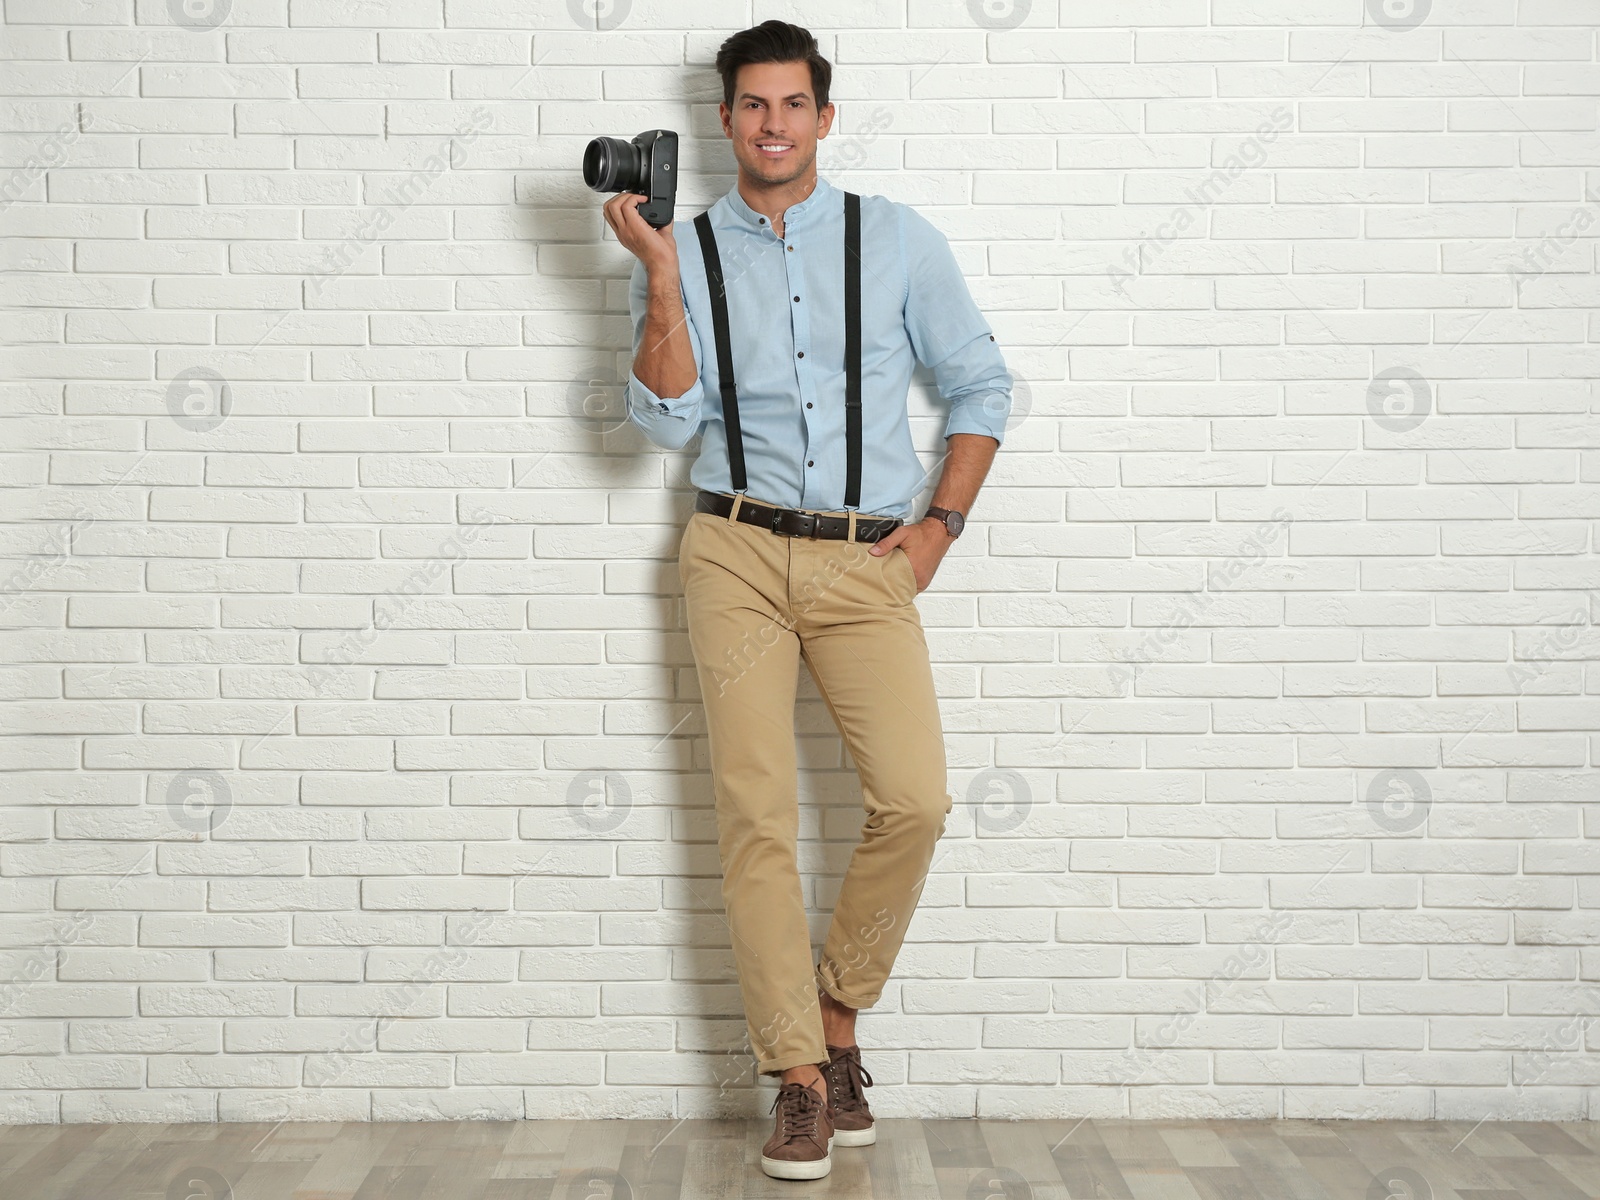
[720,173,837,233]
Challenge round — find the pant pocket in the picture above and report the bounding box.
[891,545,917,600]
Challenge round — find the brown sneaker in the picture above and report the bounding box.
[760,1077,834,1180]
[819,1043,876,1146]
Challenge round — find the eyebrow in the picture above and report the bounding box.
[737,92,812,103]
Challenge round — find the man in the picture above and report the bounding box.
[604,19,1011,1181]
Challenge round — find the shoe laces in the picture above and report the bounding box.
[822,1045,873,1114]
[769,1080,827,1144]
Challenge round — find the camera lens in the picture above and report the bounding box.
[583,136,647,194]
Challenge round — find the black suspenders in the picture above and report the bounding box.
[692,191,864,509]
[843,190,862,509]
[692,209,747,495]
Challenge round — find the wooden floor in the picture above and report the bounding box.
[1,1116,1597,1198]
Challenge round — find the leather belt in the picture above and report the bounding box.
[694,490,902,544]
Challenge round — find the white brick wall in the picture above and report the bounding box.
[2,0,1598,1128]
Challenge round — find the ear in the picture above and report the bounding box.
[817,102,835,139]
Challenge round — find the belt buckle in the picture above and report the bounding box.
[773,508,818,538]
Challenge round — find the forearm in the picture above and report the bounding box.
[632,268,697,401]
[929,432,998,515]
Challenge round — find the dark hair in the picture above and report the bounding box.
[715,20,832,113]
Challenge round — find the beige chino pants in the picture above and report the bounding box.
[678,493,955,1076]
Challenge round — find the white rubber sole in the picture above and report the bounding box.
[759,1150,832,1179]
[832,1124,876,1146]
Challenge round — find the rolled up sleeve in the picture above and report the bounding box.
[901,207,1013,447]
[624,256,706,451]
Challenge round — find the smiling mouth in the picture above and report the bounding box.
[755,142,793,155]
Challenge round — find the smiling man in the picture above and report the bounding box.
[602,18,1012,1182]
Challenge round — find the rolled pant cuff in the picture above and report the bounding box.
[814,969,873,1010]
[758,1048,830,1076]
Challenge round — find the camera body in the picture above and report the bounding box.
[583,129,678,228]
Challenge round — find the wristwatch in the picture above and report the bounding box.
[923,505,965,538]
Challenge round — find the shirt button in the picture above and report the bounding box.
[793,296,800,302]
[787,245,794,252]
[807,460,814,467]
[797,351,804,358]
[806,402,812,408]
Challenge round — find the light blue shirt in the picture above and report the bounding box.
[624,174,1012,520]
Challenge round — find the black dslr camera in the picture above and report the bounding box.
[583,129,678,228]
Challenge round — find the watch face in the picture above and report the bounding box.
[947,511,964,536]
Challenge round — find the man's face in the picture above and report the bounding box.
[720,60,834,188]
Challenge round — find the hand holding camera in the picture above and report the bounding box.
[602,192,678,276]
[587,129,680,276]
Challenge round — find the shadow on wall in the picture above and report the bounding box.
[539,64,729,468]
